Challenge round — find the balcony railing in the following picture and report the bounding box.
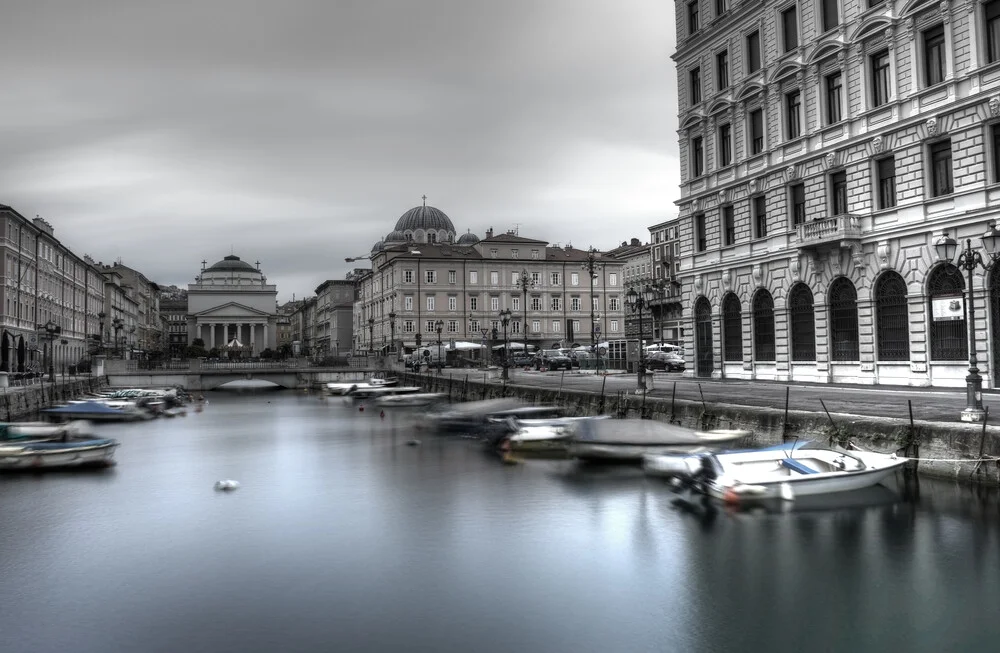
[796,213,864,246]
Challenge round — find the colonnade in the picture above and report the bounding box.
[196,322,269,352]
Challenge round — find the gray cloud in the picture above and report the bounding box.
[0,0,678,300]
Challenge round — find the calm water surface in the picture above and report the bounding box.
[1,391,998,653]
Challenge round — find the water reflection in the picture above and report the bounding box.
[0,392,997,653]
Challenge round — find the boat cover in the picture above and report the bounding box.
[570,419,706,446]
[15,438,118,450]
[42,401,127,415]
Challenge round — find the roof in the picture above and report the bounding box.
[393,205,456,234]
[544,246,607,262]
[381,243,482,259]
[479,233,548,244]
[205,255,258,273]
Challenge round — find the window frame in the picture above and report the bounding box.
[874,271,910,361]
[876,156,897,209]
[828,277,860,362]
[829,170,848,216]
[691,135,705,177]
[785,88,802,139]
[987,0,1000,64]
[870,49,891,108]
[694,213,708,252]
[688,0,700,34]
[746,30,761,73]
[690,67,702,104]
[721,204,736,246]
[752,194,767,240]
[748,107,764,155]
[820,0,839,33]
[716,49,729,90]
[718,122,732,167]
[929,138,954,198]
[923,23,946,88]
[825,70,843,125]
[781,5,799,52]
[722,293,743,361]
[789,182,806,226]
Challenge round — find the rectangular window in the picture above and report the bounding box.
[722,205,736,246]
[876,157,897,209]
[716,50,729,90]
[930,139,954,197]
[688,0,700,33]
[425,270,436,283]
[511,271,518,285]
[782,6,798,52]
[404,270,413,283]
[470,319,479,333]
[404,320,414,333]
[924,24,945,87]
[825,71,843,124]
[511,321,520,333]
[426,296,436,311]
[753,195,767,239]
[746,31,761,73]
[871,50,890,107]
[469,296,478,311]
[425,320,436,333]
[551,320,561,332]
[718,123,732,166]
[448,270,456,284]
[611,320,619,332]
[790,182,806,226]
[695,213,708,251]
[550,272,560,285]
[690,67,702,104]
[491,296,500,311]
[749,108,764,154]
[490,271,499,285]
[993,125,1000,183]
[447,320,457,333]
[404,296,413,311]
[571,273,579,286]
[691,136,704,177]
[448,296,457,311]
[532,320,541,333]
[716,0,728,16]
[512,296,520,311]
[551,296,562,310]
[571,297,581,311]
[609,297,620,311]
[821,0,839,32]
[609,273,618,286]
[592,297,599,311]
[469,270,478,284]
[989,0,1000,63]
[830,170,848,215]
[785,90,801,139]
[531,272,540,285]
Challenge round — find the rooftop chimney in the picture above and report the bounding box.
[631,238,640,246]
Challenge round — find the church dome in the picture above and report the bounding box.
[457,231,480,245]
[384,230,406,243]
[205,255,257,273]
[393,204,455,234]
[371,240,384,253]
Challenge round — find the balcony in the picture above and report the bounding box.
[796,213,864,250]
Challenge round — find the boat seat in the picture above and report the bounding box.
[779,458,819,475]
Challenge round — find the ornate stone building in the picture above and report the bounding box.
[186,255,277,353]
[673,0,1000,387]
[355,202,627,354]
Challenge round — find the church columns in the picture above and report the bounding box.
[209,323,216,349]
[250,323,256,351]
[263,324,268,349]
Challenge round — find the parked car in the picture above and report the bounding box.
[510,353,535,367]
[534,349,573,371]
[646,351,685,372]
[569,350,595,368]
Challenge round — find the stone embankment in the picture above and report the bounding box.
[398,372,1000,487]
[0,377,107,421]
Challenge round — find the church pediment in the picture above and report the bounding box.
[192,302,272,318]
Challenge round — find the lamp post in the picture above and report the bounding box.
[498,308,512,380]
[367,317,375,353]
[111,317,123,358]
[389,311,397,356]
[41,320,60,381]
[625,285,656,390]
[515,269,535,360]
[435,319,444,374]
[97,311,106,355]
[480,327,490,369]
[651,280,667,347]
[933,223,1000,422]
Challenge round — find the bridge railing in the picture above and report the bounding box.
[109,357,392,373]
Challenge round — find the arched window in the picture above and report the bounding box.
[874,271,910,361]
[928,264,967,360]
[829,277,859,361]
[695,296,714,377]
[722,293,742,361]
[752,289,775,361]
[788,283,815,361]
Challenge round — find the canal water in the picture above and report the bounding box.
[1,391,998,653]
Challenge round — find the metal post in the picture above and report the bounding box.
[962,247,985,421]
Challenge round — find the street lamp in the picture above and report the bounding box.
[368,317,375,353]
[625,285,656,390]
[498,308,512,380]
[434,319,444,374]
[388,311,397,355]
[42,320,60,381]
[97,311,106,355]
[515,269,535,360]
[480,327,490,369]
[650,280,668,347]
[932,224,1000,422]
[111,317,124,358]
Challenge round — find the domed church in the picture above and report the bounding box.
[186,255,278,354]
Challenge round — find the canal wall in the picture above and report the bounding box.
[399,372,1000,487]
[0,377,108,421]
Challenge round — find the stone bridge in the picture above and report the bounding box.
[103,359,392,390]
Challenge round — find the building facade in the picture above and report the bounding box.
[673,0,1000,387]
[186,255,278,353]
[103,262,163,357]
[314,280,355,358]
[0,206,105,372]
[160,298,189,355]
[648,218,684,345]
[356,203,627,354]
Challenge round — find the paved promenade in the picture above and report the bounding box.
[441,368,1000,427]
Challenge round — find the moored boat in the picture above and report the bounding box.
[374,392,447,408]
[43,400,153,422]
[0,423,119,470]
[326,377,399,395]
[643,442,908,503]
[566,419,749,462]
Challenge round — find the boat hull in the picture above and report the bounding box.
[569,442,720,463]
[708,461,907,501]
[0,440,119,470]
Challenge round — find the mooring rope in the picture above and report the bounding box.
[847,441,1000,464]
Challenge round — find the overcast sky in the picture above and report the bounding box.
[0,0,678,301]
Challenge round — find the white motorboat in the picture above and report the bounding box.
[493,416,612,453]
[374,392,447,408]
[566,419,749,462]
[342,386,423,405]
[643,442,908,502]
[0,422,119,470]
[326,377,398,395]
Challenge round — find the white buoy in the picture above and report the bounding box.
[779,482,795,502]
[214,480,240,491]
